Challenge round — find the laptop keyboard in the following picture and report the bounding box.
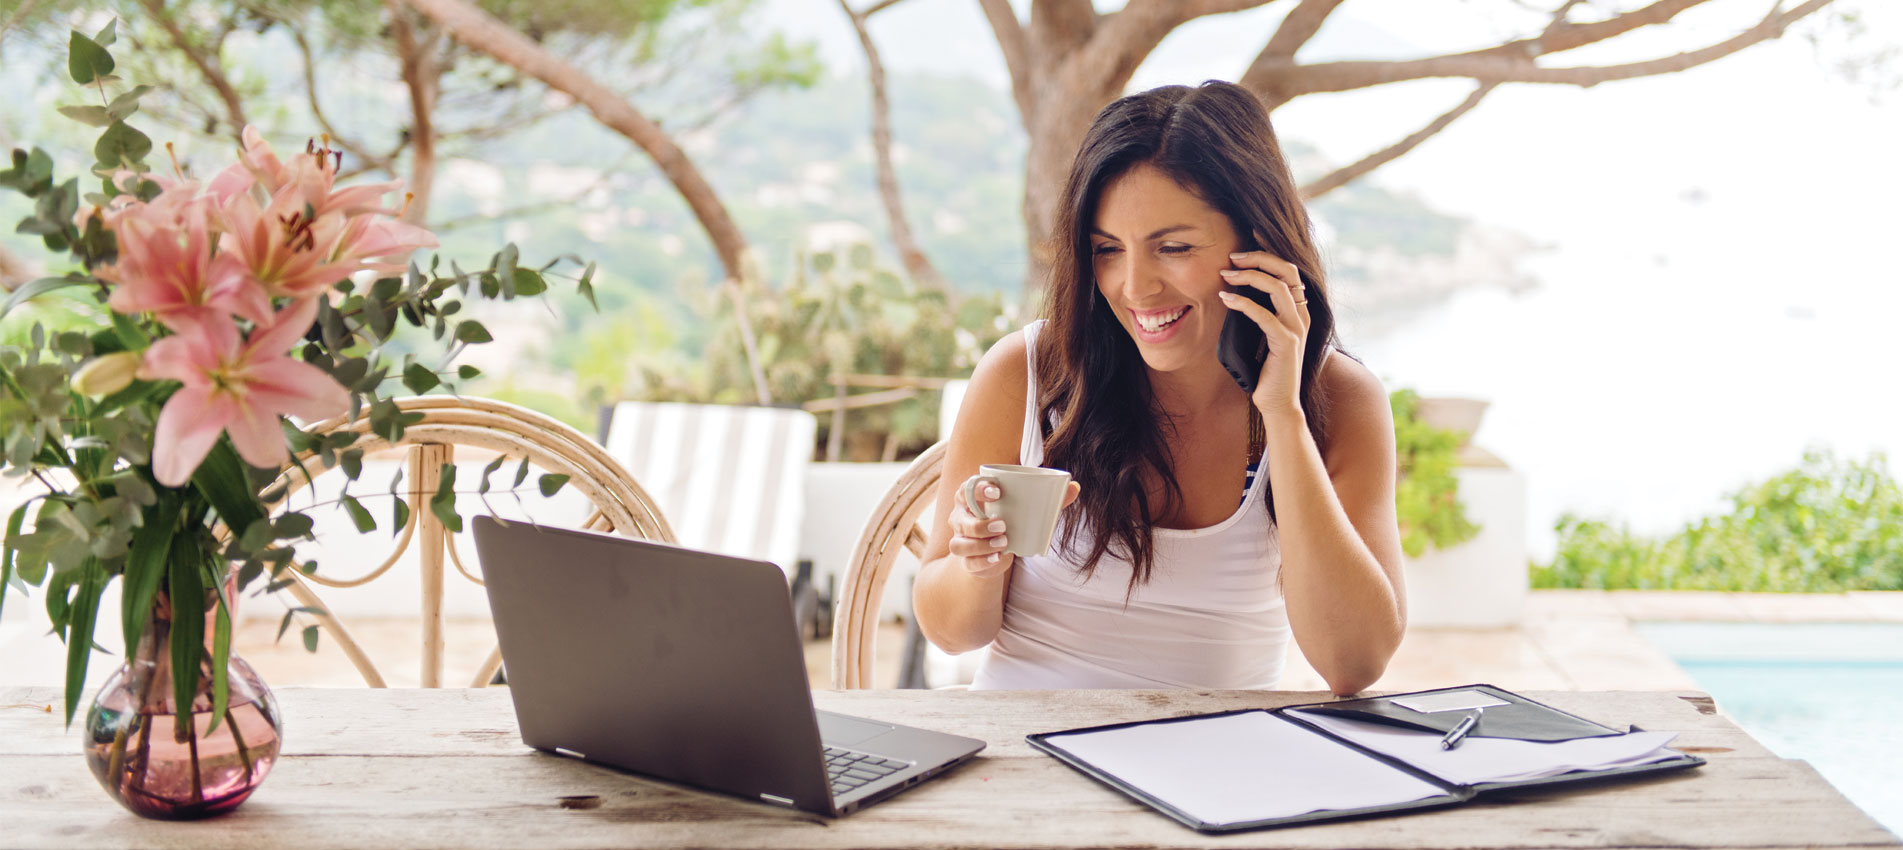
[825,745,909,796]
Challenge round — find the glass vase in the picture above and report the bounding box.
[82,589,282,820]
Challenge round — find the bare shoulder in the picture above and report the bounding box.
[967,329,1030,411]
[1317,350,1395,473]
[948,329,1031,464]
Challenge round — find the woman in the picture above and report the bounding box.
[913,81,1406,696]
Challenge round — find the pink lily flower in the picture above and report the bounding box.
[215,187,377,300]
[137,297,350,487]
[99,193,273,330]
[210,125,405,220]
[208,125,288,200]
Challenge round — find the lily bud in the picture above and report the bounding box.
[71,351,141,396]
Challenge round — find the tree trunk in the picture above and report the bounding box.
[388,4,441,226]
[395,0,751,284]
[1019,83,1117,294]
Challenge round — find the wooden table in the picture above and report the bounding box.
[1,686,1895,849]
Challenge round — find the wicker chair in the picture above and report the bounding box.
[829,441,948,689]
[262,396,674,688]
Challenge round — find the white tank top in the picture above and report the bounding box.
[968,320,1294,690]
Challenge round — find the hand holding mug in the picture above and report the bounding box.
[950,465,1077,578]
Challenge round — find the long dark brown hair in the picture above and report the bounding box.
[1037,81,1342,592]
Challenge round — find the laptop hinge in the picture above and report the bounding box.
[758,793,796,808]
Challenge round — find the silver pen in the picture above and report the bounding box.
[1440,707,1485,750]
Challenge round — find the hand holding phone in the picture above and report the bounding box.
[1217,276,1275,393]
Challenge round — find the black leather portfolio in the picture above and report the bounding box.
[1026,684,1705,833]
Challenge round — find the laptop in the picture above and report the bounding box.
[471,515,986,816]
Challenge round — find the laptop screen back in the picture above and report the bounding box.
[473,516,834,812]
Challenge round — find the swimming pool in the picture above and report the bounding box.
[1636,622,1903,837]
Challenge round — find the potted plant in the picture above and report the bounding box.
[0,22,587,819]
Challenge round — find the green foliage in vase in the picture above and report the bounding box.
[0,23,589,728]
[1534,449,1903,591]
[1390,388,1481,558]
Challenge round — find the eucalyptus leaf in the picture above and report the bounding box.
[496,243,518,290]
[272,513,315,540]
[56,105,112,127]
[93,121,151,170]
[577,261,598,311]
[454,321,492,344]
[538,474,570,497]
[339,495,375,533]
[239,519,272,553]
[105,85,153,121]
[478,455,507,495]
[429,464,462,533]
[68,31,114,85]
[402,363,440,394]
[303,625,320,652]
[511,268,546,297]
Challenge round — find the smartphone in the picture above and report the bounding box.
[1217,279,1276,394]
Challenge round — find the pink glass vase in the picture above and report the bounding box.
[82,591,282,820]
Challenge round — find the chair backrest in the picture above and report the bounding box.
[831,441,947,688]
[266,396,674,688]
[602,401,817,578]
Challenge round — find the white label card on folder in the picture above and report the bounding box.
[1390,691,1511,713]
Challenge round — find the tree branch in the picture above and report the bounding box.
[1272,0,1830,97]
[395,0,750,283]
[841,0,945,290]
[1450,0,1709,64]
[387,1,440,225]
[141,0,248,138]
[288,25,395,176]
[978,0,1033,120]
[1299,81,1497,199]
[1184,0,1278,15]
[1240,0,1343,104]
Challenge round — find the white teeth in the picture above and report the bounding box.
[1135,307,1187,332]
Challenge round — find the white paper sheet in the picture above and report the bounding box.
[1285,709,1682,786]
[1390,690,1512,713]
[1042,711,1451,827]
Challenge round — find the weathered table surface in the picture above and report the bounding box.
[1,686,1895,850]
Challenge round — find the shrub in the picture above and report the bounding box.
[1390,388,1481,558]
[1533,449,1903,591]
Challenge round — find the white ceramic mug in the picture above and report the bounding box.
[961,464,1072,558]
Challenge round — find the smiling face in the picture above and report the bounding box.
[1089,163,1243,378]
